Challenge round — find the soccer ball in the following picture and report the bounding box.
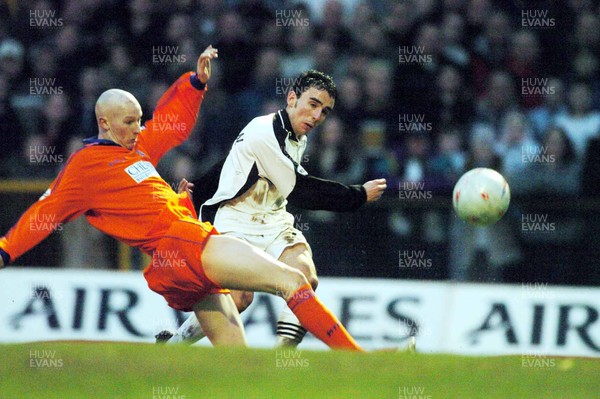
[452,168,510,226]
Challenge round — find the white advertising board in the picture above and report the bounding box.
[0,269,598,357]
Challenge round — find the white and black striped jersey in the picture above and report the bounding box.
[193,109,366,234]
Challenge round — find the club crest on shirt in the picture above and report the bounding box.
[125,161,160,183]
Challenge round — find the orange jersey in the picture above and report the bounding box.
[0,72,206,263]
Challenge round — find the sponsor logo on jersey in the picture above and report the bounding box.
[125,161,160,183]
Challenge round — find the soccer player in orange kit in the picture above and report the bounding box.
[0,46,364,351]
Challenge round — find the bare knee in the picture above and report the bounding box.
[232,290,254,313]
[290,262,318,290]
[276,268,310,300]
[279,244,318,290]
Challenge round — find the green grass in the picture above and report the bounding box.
[0,342,597,399]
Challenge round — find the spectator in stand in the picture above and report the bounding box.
[555,82,600,158]
[236,0,272,38]
[54,25,93,91]
[358,120,398,183]
[334,74,365,139]
[0,38,25,95]
[441,12,470,73]
[475,70,520,133]
[165,13,196,46]
[413,0,440,21]
[428,127,466,194]
[77,67,107,138]
[100,44,149,96]
[35,94,77,162]
[363,60,395,135]
[397,131,431,188]
[382,1,416,46]
[0,75,24,176]
[465,0,491,40]
[281,25,315,78]
[305,115,362,185]
[214,11,254,94]
[496,110,539,176]
[507,30,545,110]
[432,64,474,133]
[317,0,352,53]
[194,61,242,167]
[350,1,377,41]
[312,40,339,78]
[569,50,600,110]
[193,0,223,43]
[568,0,596,15]
[354,22,393,60]
[24,43,64,118]
[258,22,285,50]
[237,47,282,122]
[62,0,114,34]
[528,77,568,140]
[126,0,163,65]
[471,11,511,97]
[573,12,600,54]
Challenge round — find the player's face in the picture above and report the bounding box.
[286,87,334,136]
[105,101,143,150]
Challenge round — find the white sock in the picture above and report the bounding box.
[168,314,206,344]
[275,306,307,347]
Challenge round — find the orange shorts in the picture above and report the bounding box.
[143,218,229,311]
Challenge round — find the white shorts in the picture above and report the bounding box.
[223,226,311,260]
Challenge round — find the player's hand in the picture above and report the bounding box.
[177,178,194,199]
[363,178,387,203]
[196,45,218,84]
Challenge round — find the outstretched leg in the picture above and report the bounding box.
[201,235,363,351]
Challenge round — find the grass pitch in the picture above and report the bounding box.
[0,342,597,399]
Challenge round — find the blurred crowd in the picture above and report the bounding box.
[1,0,600,282]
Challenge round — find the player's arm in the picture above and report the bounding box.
[0,157,87,267]
[288,175,386,211]
[138,45,218,165]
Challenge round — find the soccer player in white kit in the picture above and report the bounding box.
[160,70,386,346]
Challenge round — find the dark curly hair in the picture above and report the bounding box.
[291,69,337,100]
